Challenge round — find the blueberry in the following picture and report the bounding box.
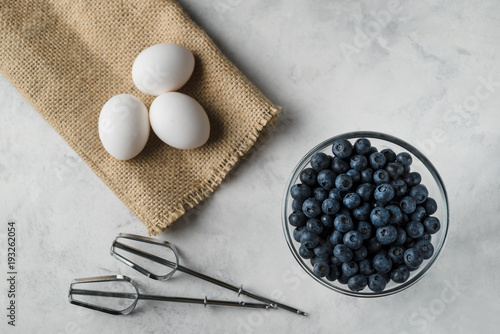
[291,200,303,212]
[374,183,395,203]
[317,169,337,190]
[368,146,379,154]
[329,230,344,246]
[343,193,361,209]
[312,187,329,201]
[359,259,375,276]
[386,162,404,179]
[393,227,407,246]
[410,206,427,221]
[352,202,371,221]
[342,261,359,277]
[333,214,354,232]
[406,221,424,239]
[404,237,417,249]
[388,246,405,264]
[360,168,374,183]
[356,183,374,202]
[313,260,330,278]
[332,139,353,159]
[310,256,323,266]
[338,274,350,285]
[288,211,307,227]
[300,231,320,249]
[372,253,392,274]
[357,220,373,240]
[368,273,388,293]
[333,244,353,263]
[413,203,428,217]
[373,169,390,185]
[376,225,398,245]
[326,265,340,281]
[300,168,318,187]
[302,198,322,218]
[331,157,350,174]
[348,274,367,292]
[314,242,332,259]
[320,214,334,231]
[423,197,438,215]
[391,265,410,283]
[404,248,423,270]
[423,217,441,234]
[291,184,311,202]
[366,237,382,253]
[386,204,403,225]
[396,152,412,167]
[346,169,361,184]
[391,179,408,198]
[298,244,314,259]
[403,172,421,187]
[343,230,364,250]
[311,152,331,172]
[415,240,434,259]
[353,246,368,261]
[400,196,417,214]
[293,226,306,242]
[350,154,368,171]
[354,138,371,155]
[335,174,353,191]
[369,152,387,169]
[418,233,432,243]
[370,207,390,227]
[409,184,428,204]
[328,188,344,201]
[322,198,341,215]
[331,255,343,266]
[306,218,324,234]
[381,148,397,163]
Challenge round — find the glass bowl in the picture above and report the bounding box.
[282,131,449,297]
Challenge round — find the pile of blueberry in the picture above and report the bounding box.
[288,138,441,293]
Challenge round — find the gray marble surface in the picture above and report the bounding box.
[1,0,500,333]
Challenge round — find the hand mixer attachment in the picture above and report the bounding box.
[69,275,272,315]
[110,233,307,316]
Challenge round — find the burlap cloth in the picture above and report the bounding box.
[0,0,280,235]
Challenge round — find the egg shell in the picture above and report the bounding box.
[98,94,150,160]
[149,92,210,150]
[132,43,195,96]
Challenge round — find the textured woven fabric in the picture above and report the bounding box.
[0,0,280,235]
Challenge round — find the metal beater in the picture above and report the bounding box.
[110,233,307,316]
[69,275,272,315]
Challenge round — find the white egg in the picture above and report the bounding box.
[149,92,210,150]
[132,43,195,96]
[98,94,150,160]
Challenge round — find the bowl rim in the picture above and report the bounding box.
[281,131,449,297]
